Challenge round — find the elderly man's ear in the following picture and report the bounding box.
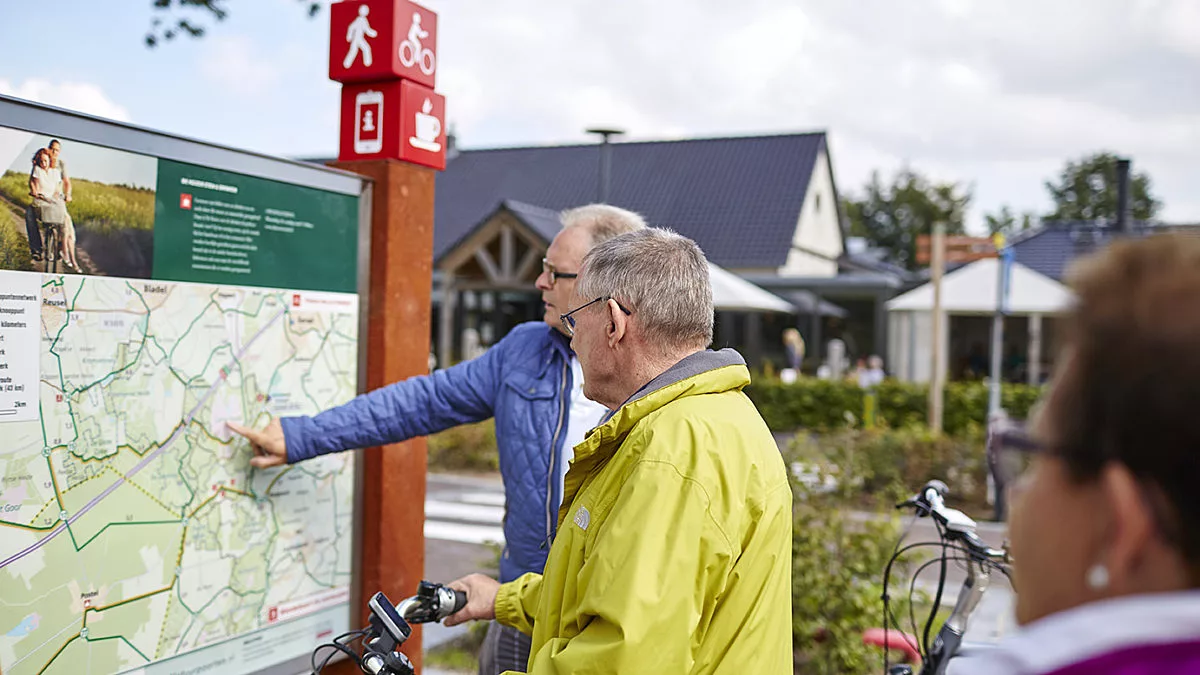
[607,299,628,346]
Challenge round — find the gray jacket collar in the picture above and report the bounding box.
[602,348,746,423]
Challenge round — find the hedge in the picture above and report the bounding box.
[745,377,1043,436]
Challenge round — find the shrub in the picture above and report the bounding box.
[789,428,990,514]
[426,419,499,472]
[786,442,920,674]
[746,377,1042,436]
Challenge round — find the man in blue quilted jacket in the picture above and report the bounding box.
[228,203,646,674]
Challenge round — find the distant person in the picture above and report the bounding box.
[228,204,647,675]
[966,342,988,379]
[782,327,804,365]
[444,228,793,674]
[858,354,885,389]
[851,356,867,384]
[28,146,79,270]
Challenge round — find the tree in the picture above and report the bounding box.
[146,0,321,48]
[843,168,972,270]
[1044,152,1161,222]
[984,205,1037,239]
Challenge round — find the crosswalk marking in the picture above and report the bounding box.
[424,520,505,545]
[424,476,507,545]
[461,493,506,506]
[425,499,505,523]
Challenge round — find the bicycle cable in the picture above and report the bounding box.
[312,628,370,674]
[881,538,972,670]
[882,511,924,674]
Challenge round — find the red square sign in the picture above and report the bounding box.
[338,80,446,170]
[397,80,446,170]
[328,0,438,89]
[339,80,400,162]
[179,193,193,210]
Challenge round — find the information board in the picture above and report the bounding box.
[0,102,366,675]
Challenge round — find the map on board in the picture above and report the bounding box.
[0,272,359,675]
[0,121,364,674]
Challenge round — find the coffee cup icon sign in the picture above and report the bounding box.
[409,98,442,152]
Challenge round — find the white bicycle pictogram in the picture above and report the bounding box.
[399,11,435,75]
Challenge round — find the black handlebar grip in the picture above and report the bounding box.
[451,589,467,614]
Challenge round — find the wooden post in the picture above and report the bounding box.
[329,158,435,673]
[928,223,946,434]
[1028,313,1043,385]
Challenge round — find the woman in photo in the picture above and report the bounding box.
[29,147,80,271]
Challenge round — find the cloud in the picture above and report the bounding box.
[0,79,131,122]
[418,0,1200,229]
[197,36,282,95]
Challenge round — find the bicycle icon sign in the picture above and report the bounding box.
[399,11,435,76]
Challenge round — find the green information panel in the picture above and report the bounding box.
[152,160,358,293]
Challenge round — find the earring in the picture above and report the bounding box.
[1086,563,1110,591]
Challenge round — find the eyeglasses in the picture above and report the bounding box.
[541,258,578,286]
[559,296,632,337]
[988,420,1182,544]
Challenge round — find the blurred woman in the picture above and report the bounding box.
[957,234,1200,674]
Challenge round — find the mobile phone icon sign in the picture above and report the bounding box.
[355,89,383,155]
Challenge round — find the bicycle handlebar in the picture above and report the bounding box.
[884,479,1012,675]
[397,580,468,624]
[898,480,1009,564]
[311,581,469,675]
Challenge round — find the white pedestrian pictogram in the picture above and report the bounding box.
[362,110,375,132]
[343,5,378,69]
[399,11,436,75]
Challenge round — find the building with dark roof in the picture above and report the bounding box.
[1009,220,1200,281]
[309,131,910,368]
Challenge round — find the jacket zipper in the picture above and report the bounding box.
[545,358,569,549]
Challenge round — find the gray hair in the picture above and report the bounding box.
[577,228,713,349]
[560,204,647,248]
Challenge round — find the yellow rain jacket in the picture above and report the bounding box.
[494,349,793,674]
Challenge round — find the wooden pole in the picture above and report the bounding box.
[329,158,435,673]
[928,223,946,434]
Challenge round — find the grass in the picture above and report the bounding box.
[425,629,486,672]
[427,419,499,473]
[0,170,155,234]
[0,207,35,271]
[424,608,491,673]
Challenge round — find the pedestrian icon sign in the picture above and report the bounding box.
[328,0,439,89]
[343,5,378,69]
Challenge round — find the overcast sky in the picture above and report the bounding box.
[2,0,1197,232]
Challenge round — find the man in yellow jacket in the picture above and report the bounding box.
[446,228,793,674]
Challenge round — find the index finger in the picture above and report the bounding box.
[225,421,262,444]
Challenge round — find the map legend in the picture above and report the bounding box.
[0,271,39,423]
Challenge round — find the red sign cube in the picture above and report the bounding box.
[328,0,438,89]
[338,80,446,170]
